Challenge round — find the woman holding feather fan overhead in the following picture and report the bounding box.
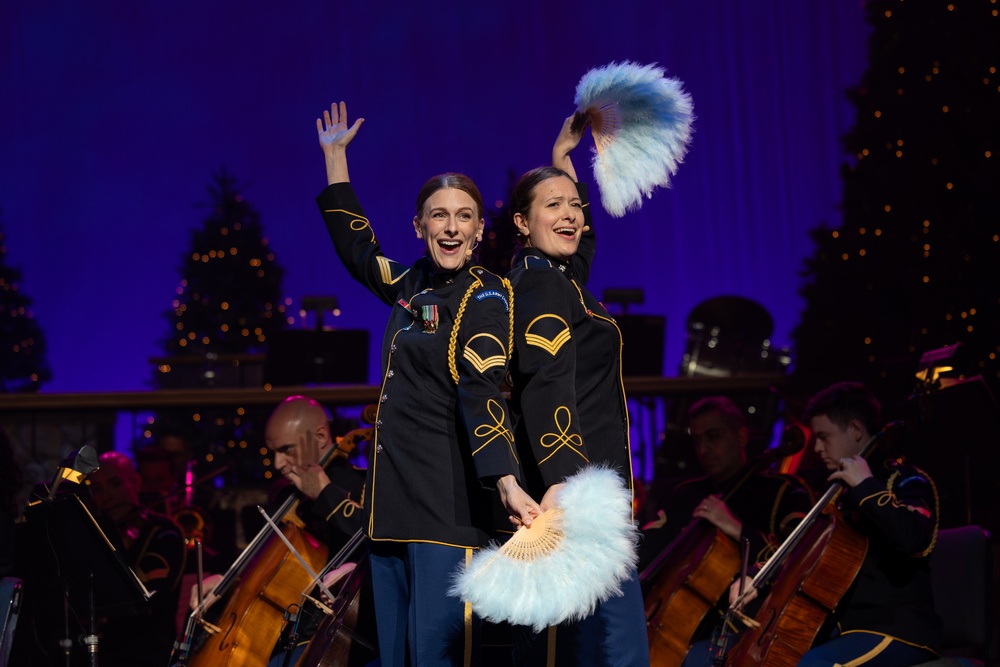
[500,113,650,666]
[453,62,692,665]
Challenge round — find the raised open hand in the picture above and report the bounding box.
[316,101,365,154]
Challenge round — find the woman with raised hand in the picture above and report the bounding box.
[505,114,649,666]
[315,101,539,667]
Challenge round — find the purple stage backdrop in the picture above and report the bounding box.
[1,1,868,393]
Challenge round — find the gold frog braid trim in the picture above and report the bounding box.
[448,273,483,384]
[886,465,940,558]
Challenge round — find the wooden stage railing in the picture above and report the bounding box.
[0,374,784,413]
[0,374,786,493]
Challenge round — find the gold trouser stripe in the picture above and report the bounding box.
[840,635,893,666]
[546,626,558,667]
[464,548,473,667]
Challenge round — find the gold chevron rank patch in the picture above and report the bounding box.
[463,333,508,374]
[524,314,571,357]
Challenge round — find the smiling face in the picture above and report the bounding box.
[512,175,583,262]
[413,188,484,273]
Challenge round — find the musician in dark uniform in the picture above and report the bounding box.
[88,451,187,667]
[641,397,814,571]
[794,381,941,666]
[262,395,373,667]
[187,395,372,667]
[265,396,367,554]
[725,382,942,667]
[314,101,537,667]
[505,114,648,666]
[642,396,814,665]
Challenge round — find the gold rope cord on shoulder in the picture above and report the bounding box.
[448,268,514,384]
[448,272,483,384]
[502,277,515,361]
[569,278,587,308]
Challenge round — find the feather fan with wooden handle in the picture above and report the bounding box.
[450,466,637,632]
[574,61,695,217]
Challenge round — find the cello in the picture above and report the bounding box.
[295,534,378,667]
[175,415,374,667]
[719,422,900,667]
[642,425,806,666]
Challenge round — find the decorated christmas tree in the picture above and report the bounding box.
[0,219,51,392]
[149,170,288,483]
[793,0,1000,404]
[157,169,286,365]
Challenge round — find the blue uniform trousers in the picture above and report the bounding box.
[370,541,477,667]
[513,567,648,666]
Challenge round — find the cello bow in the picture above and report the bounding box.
[722,421,902,667]
[642,424,806,667]
[173,419,373,666]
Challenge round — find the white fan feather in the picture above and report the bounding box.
[574,61,695,217]
[450,466,638,632]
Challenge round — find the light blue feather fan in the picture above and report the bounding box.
[574,61,695,217]
[450,466,638,632]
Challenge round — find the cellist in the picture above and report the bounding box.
[641,397,814,568]
[719,382,942,667]
[640,397,814,663]
[192,395,375,667]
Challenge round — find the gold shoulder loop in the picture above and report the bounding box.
[466,264,486,287]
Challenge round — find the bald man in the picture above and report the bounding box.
[87,451,186,667]
[267,396,374,666]
[265,395,366,536]
[196,396,373,667]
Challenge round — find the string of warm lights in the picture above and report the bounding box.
[792,0,999,400]
[147,171,287,481]
[0,226,51,391]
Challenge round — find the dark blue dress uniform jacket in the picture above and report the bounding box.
[317,182,521,548]
[506,183,635,499]
[834,459,942,652]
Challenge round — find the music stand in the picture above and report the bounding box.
[25,495,152,666]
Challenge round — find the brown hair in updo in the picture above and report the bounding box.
[509,166,575,222]
[508,166,575,247]
[415,173,484,219]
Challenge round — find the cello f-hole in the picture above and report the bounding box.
[216,612,237,651]
[756,608,776,648]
